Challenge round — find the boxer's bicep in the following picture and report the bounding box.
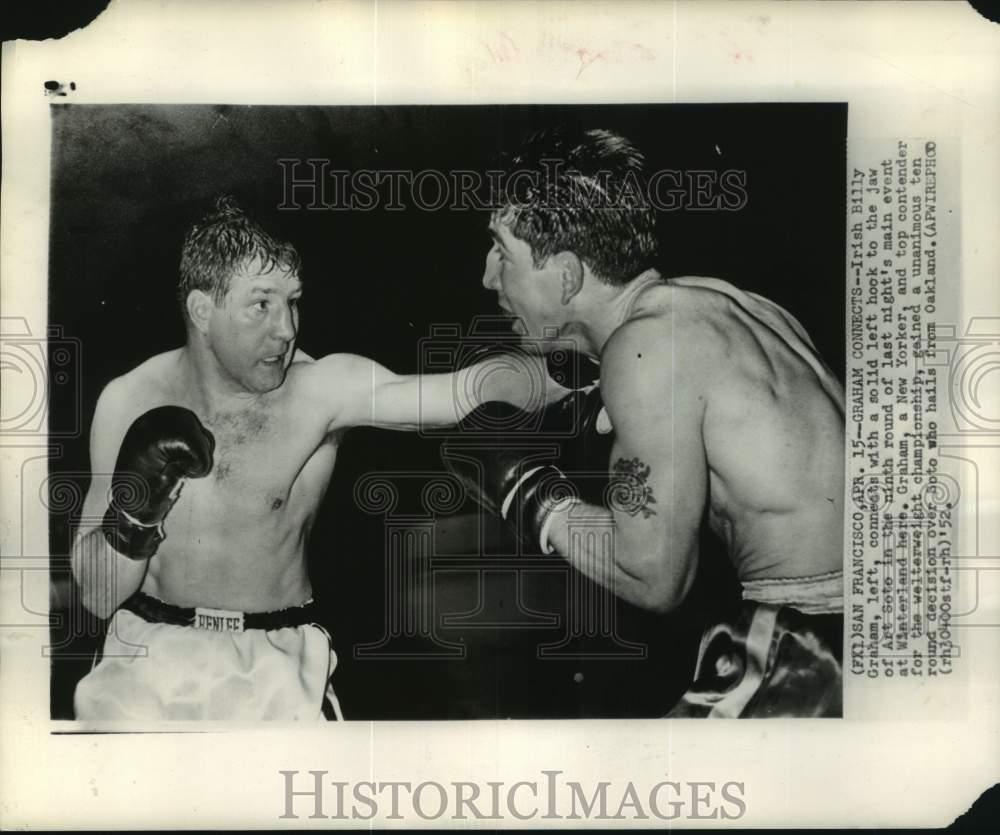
[353,365,488,430]
[369,373,435,430]
[313,354,402,430]
[373,370,482,430]
[316,353,451,431]
[601,321,707,611]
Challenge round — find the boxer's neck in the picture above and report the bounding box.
[177,343,271,415]
[569,269,664,357]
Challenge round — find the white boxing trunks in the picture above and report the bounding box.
[74,593,342,721]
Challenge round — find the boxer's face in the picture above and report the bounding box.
[483,220,564,345]
[206,260,301,394]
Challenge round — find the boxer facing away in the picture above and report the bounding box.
[443,129,846,717]
[71,196,561,721]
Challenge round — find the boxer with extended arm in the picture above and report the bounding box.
[443,129,845,717]
[71,196,560,721]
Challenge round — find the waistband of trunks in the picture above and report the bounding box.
[741,569,843,615]
[121,591,321,631]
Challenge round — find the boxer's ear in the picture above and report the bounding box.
[186,290,214,334]
[552,251,584,306]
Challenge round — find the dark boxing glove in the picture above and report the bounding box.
[537,384,616,508]
[543,348,600,392]
[103,406,215,559]
[442,402,579,555]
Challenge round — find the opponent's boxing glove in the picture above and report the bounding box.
[538,383,610,439]
[103,406,215,559]
[537,384,616,508]
[543,348,600,392]
[442,402,578,555]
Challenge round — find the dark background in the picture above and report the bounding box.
[48,103,846,719]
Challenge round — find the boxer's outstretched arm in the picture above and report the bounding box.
[545,318,708,613]
[70,379,150,619]
[314,352,560,432]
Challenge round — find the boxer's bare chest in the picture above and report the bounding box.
[134,354,337,607]
[196,403,334,515]
[207,407,279,487]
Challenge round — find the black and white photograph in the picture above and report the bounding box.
[2,0,998,829]
[46,103,847,722]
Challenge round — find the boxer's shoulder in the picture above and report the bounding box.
[278,349,320,396]
[603,305,719,379]
[291,352,387,389]
[112,348,181,388]
[95,350,183,426]
[665,274,739,296]
[599,307,720,432]
[285,352,393,420]
[289,347,316,365]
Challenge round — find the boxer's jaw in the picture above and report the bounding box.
[496,299,528,337]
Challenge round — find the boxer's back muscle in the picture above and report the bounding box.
[637,281,844,581]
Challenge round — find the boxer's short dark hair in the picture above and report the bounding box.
[178,196,301,315]
[494,128,658,286]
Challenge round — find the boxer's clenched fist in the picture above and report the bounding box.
[442,401,578,554]
[103,406,215,559]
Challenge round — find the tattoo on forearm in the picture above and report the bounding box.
[609,456,658,519]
